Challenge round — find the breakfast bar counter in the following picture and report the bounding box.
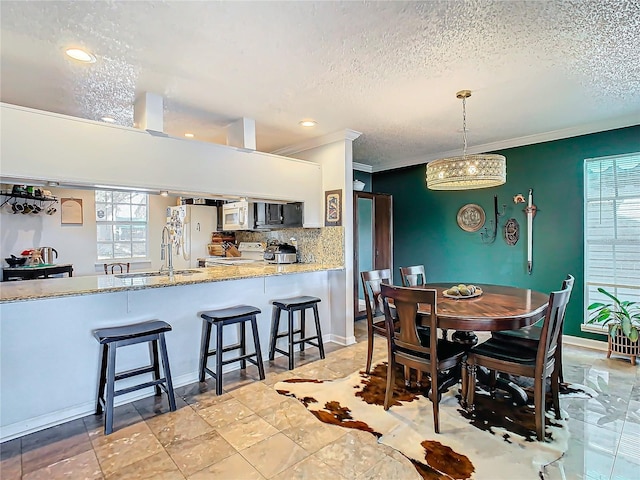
[0,262,345,441]
[0,262,342,303]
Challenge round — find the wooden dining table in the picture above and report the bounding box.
[412,283,549,343]
[409,283,550,402]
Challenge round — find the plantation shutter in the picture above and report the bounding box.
[584,152,640,323]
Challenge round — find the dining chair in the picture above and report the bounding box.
[399,265,426,287]
[399,265,448,341]
[103,262,130,274]
[361,269,393,374]
[380,283,466,433]
[462,281,572,441]
[490,274,574,383]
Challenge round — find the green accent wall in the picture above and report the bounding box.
[353,170,372,192]
[372,125,640,340]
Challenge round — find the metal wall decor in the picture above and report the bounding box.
[480,195,506,244]
[456,204,485,232]
[504,218,520,245]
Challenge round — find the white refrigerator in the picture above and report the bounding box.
[166,205,217,269]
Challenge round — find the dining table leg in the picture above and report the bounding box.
[451,330,478,346]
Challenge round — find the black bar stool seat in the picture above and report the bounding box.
[269,295,325,370]
[94,320,172,343]
[199,305,265,395]
[93,320,176,435]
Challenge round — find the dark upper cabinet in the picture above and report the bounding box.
[281,202,303,227]
[254,202,303,229]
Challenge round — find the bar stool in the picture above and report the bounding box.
[93,320,176,435]
[269,296,325,370]
[199,305,265,395]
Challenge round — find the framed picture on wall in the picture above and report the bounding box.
[324,189,342,227]
[61,198,83,225]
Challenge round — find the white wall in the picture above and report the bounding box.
[0,186,175,276]
[0,103,323,227]
[279,131,361,344]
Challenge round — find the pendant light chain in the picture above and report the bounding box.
[462,95,468,158]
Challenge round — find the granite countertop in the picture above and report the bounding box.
[0,262,344,304]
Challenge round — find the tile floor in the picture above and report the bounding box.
[1,321,638,479]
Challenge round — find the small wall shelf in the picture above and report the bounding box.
[1,190,59,214]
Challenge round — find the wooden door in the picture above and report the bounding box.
[353,192,393,319]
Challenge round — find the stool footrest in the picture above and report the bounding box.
[292,336,321,345]
[114,378,168,397]
[220,352,259,366]
[203,355,261,382]
[274,330,302,340]
[205,342,244,358]
[114,365,155,381]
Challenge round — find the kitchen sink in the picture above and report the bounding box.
[115,269,201,278]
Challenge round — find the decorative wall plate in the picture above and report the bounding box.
[456,204,486,232]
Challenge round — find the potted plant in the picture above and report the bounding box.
[588,287,640,365]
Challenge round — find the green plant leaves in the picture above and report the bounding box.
[589,287,640,343]
[622,317,632,337]
[588,302,605,310]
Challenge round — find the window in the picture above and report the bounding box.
[584,153,640,329]
[95,190,148,260]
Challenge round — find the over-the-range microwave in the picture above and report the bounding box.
[222,201,254,230]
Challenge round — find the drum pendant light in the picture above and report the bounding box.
[426,90,506,190]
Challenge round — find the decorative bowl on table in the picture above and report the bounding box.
[442,284,483,299]
[5,256,27,267]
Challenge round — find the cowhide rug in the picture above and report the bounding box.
[275,363,593,480]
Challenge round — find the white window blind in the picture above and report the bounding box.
[95,190,149,260]
[584,153,640,326]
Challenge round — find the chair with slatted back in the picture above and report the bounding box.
[463,282,573,441]
[490,274,574,382]
[399,265,448,341]
[380,283,466,433]
[399,265,426,287]
[361,269,393,374]
[104,263,130,275]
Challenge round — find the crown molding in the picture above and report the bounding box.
[369,115,640,173]
[271,129,362,156]
[352,162,373,173]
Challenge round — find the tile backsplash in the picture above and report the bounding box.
[237,227,344,265]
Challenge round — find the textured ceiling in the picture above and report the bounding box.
[1,1,639,172]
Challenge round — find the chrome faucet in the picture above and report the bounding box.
[160,225,174,276]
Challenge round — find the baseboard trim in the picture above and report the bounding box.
[328,334,357,346]
[563,334,607,352]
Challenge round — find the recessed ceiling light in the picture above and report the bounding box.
[101,116,116,123]
[160,191,169,197]
[184,133,195,138]
[65,48,96,63]
[299,120,317,127]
